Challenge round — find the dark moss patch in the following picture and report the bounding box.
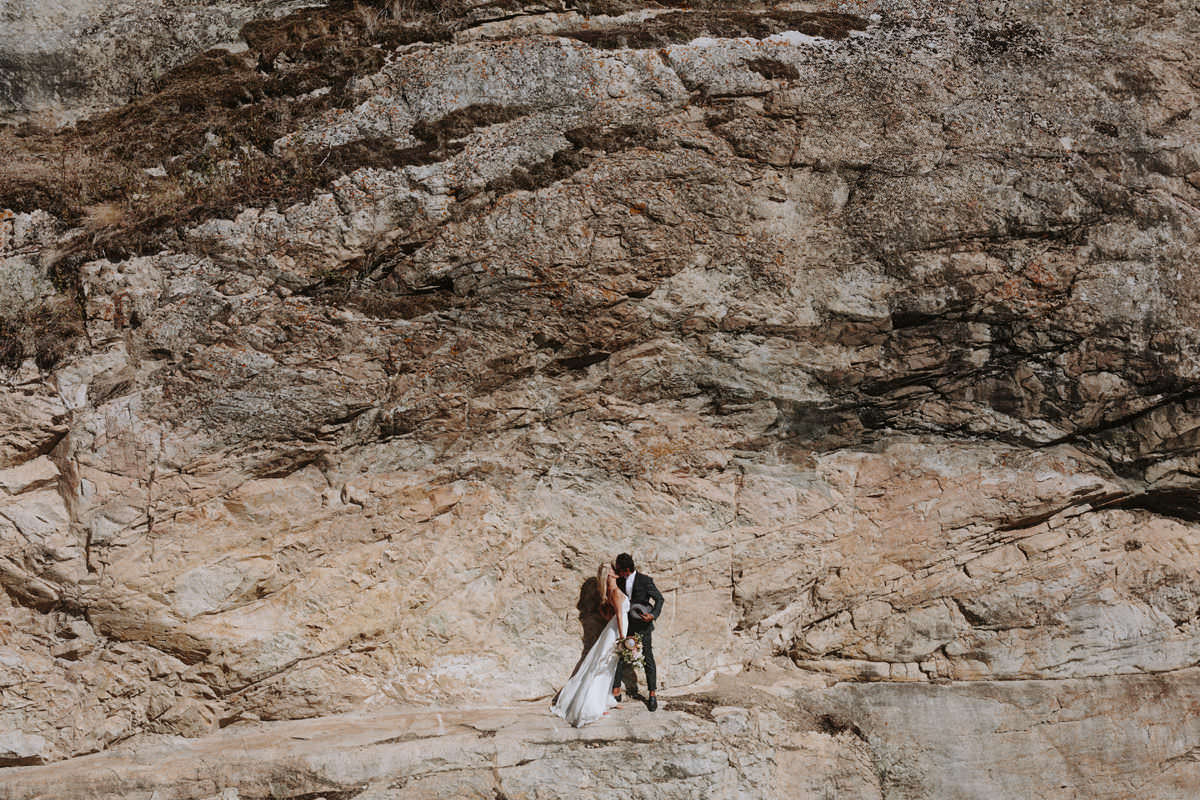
[460,122,660,202]
[971,21,1048,58]
[648,0,774,7]
[0,126,143,221]
[702,105,736,129]
[565,0,770,13]
[168,134,442,226]
[565,122,659,151]
[744,57,800,81]
[336,290,456,321]
[0,295,86,371]
[550,350,611,372]
[241,3,448,65]
[240,778,365,800]
[670,694,720,721]
[563,0,641,13]
[412,103,531,154]
[817,713,868,742]
[556,10,866,50]
[466,148,594,201]
[306,264,458,320]
[327,137,444,172]
[34,305,88,370]
[1109,67,1160,100]
[0,173,77,221]
[0,317,25,370]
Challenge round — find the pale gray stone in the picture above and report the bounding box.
[1,0,1199,796]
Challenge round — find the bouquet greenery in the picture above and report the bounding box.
[618,633,644,666]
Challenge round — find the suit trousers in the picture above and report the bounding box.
[612,626,656,693]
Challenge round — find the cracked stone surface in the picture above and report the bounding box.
[2,0,1200,796]
[0,0,313,125]
[3,668,1199,799]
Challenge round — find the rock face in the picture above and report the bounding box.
[2,0,1200,796]
[0,0,311,125]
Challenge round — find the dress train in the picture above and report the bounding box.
[551,595,628,727]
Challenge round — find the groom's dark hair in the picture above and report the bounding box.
[615,553,635,572]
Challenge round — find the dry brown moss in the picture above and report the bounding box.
[0,0,486,368]
[556,9,867,50]
[0,1,850,369]
[0,296,87,371]
[0,1,471,259]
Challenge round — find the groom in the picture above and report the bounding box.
[611,552,665,711]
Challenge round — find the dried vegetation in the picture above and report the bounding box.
[0,0,865,368]
[556,9,866,49]
[0,296,87,371]
[0,0,861,250]
[0,1,477,260]
[0,0,481,367]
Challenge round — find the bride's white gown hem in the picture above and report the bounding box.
[551,595,628,727]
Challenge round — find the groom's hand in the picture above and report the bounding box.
[638,612,653,621]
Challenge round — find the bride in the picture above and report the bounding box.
[551,562,628,727]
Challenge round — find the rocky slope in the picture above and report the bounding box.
[2,0,1200,796]
[1,0,315,125]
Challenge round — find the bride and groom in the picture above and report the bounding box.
[551,553,665,727]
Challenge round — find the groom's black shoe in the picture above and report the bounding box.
[647,695,658,712]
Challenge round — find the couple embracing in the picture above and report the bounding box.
[551,553,665,727]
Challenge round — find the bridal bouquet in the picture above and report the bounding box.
[618,634,644,666]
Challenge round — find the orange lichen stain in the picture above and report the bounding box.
[1025,261,1057,288]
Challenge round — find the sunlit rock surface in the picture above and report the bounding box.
[2,0,1199,796]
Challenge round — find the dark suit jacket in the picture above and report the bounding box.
[620,572,664,632]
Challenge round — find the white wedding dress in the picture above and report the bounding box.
[551,593,628,727]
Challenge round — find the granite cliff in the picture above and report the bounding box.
[2,1,1200,797]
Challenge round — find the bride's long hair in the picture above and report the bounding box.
[597,562,615,619]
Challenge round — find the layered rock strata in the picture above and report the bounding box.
[1,0,1199,796]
